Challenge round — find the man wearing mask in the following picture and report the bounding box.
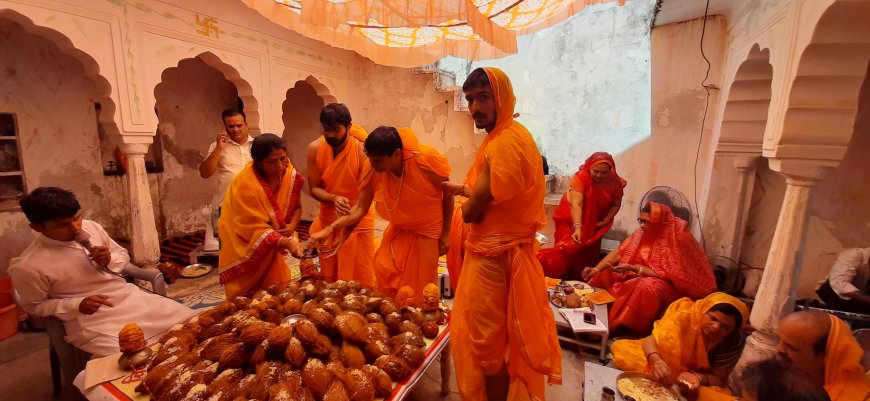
[305,103,375,286]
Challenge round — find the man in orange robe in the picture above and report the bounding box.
[442,67,562,401]
[306,103,375,286]
[309,126,453,303]
[777,310,870,401]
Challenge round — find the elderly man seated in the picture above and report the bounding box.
[777,310,870,401]
[9,187,196,357]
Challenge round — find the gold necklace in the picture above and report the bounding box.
[384,160,405,212]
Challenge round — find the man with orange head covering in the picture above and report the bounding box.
[309,126,453,302]
[442,68,562,401]
[777,310,870,401]
[305,103,375,286]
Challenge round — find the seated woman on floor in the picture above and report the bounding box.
[582,201,716,333]
[612,292,749,401]
[537,151,626,279]
[218,133,305,299]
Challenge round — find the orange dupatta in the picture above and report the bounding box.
[310,123,376,286]
[451,67,561,401]
[366,127,451,299]
[824,314,870,401]
[218,162,304,299]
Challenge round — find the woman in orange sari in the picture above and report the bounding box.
[218,133,305,299]
[538,152,626,279]
[611,292,749,401]
[582,202,716,333]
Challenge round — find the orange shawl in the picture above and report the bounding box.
[618,202,716,299]
[310,123,376,286]
[824,314,870,401]
[365,128,450,299]
[218,162,304,299]
[451,67,561,401]
[613,293,749,381]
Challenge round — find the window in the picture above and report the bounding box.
[0,113,25,211]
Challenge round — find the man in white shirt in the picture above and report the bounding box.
[9,187,196,357]
[816,247,870,313]
[199,108,254,196]
[199,108,254,247]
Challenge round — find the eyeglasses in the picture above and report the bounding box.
[637,218,650,225]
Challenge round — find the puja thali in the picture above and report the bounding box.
[179,263,213,278]
[616,372,682,401]
[549,281,594,308]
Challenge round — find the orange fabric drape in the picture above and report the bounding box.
[218,162,304,299]
[242,0,623,68]
[612,293,749,401]
[589,202,716,333]
[446,198,467,290]
[824,314,870,401]
[310,123,375,286]
[366,128,451,301]
[537,152,626,279]
[451,67,561,401]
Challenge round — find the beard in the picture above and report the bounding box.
[325,135,347,148]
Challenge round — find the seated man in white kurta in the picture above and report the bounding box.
[9,187,196,357]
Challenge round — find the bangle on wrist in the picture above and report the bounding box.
[573,223,582,228]
[692,371,705,386]
[646,351,661,362]
[638,267,643,275]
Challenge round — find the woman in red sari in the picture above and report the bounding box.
[582,202,716,334]
[218,133,306,299]
[538,152,626,279]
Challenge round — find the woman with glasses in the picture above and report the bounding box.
[537,152,626,279]
[581,202,716,334]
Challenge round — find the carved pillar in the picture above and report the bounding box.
[728,155,759,263]
[121,139,160,265]
[738,158,831,364]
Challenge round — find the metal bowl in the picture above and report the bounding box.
[179,263,214,278]
[615,371,682,401]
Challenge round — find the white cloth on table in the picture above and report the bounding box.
[8,219,196,357]
[818,247,870,299]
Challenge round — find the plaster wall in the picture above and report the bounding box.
[345,57,478,184]
[282,81,325,221]
[153,58,238,237]
[0,19,128,275]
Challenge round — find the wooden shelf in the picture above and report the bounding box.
[0,171,23,176]
[0,136,17,140]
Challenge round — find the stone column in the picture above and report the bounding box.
[121,139,160,265]
[738,158,832,364]
[728,155,759,263]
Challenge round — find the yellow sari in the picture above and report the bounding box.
[218,161,304,299]
[612,292,749,401]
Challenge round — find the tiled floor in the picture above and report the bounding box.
[0,330,595,401]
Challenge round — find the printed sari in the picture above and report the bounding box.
[589,202,716,333]
[538,152,626,279]
[218,161,304,299]
[612,293,749,401]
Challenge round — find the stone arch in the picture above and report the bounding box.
[718,44,773,150]
[281,76,335,220]
[778,0,870,161]
[161,51,262,133]
[0,9,120,138]
[705,44,775,294]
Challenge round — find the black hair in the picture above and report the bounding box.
[709,303,743,329]
[741,359,831,401]
[641,204,651,213]
[250,133,286,162]
[320,103,352,129]
[221,108,246,122]
[462,68,491,92]
[19,187,81,224]
[364,126,403,157]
